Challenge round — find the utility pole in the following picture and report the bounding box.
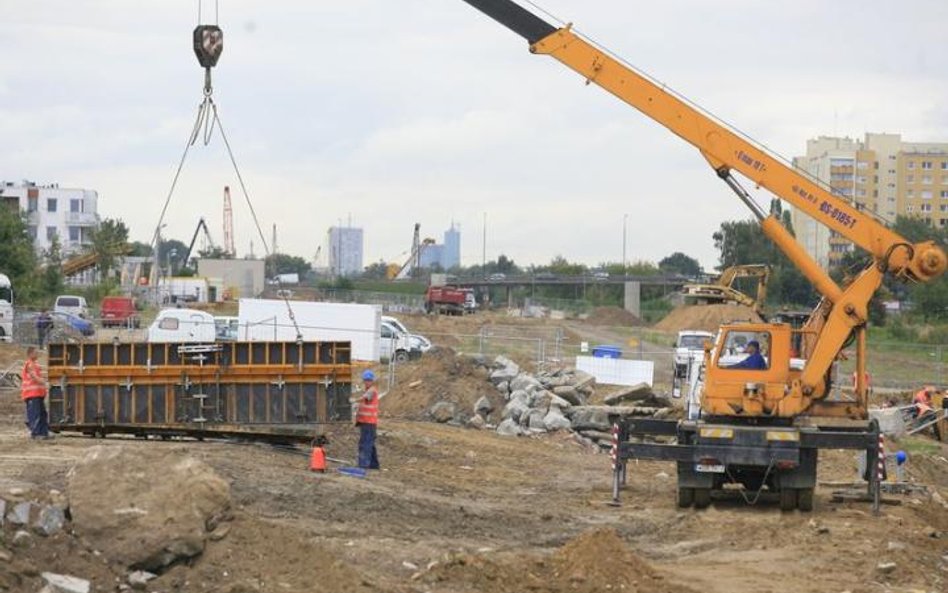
[482,212,487,278]
[622,213,628,274]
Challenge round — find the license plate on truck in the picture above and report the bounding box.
[695,463,725,473]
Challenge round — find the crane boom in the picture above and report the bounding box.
[460,0,946,283]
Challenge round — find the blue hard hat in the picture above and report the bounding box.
[362,369,376,382]
[895,450,907,465]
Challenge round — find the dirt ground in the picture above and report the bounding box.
[1,313,947,593]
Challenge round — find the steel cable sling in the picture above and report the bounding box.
[149,2,303,340]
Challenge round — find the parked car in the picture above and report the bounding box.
[592,271,610,281]
[535,272,557,280]
[50,311,95,337]
[379,320,420,363]
[54,295,89,318]
[382,315,432,352]
[100,296,140,328]
[488,273,506,281]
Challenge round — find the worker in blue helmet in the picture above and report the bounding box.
[355,369,380,470]
[729,340,768,370]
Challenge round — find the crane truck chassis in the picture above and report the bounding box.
[457,0,946,510]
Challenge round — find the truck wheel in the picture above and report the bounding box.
[779,488,798,512]
[693,488,711,509]
[797,488,814,512]
[677,487,694,508]
[394,350,410,363]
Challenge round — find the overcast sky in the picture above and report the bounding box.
[2,0,946,271]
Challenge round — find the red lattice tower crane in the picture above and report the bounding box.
[222,186,235,256]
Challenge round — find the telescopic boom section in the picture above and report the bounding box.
[460,0,946,283]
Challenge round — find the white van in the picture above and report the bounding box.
[54,295,89,319]
[380,320,419,363]
[381,315,432,353]
[147,309,216,343]
[0,274,13,342]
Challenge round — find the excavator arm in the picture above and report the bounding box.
[459,0,946,284]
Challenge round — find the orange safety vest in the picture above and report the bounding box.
[914,390,933,415]
[356,387,379,425]
[21,360,47,400]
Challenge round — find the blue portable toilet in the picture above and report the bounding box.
[592,345,622,359]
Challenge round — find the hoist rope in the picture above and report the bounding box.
[148,3,303,340]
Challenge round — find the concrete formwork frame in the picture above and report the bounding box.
[47,341,353,442]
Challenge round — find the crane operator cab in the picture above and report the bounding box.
[701,323,805,418]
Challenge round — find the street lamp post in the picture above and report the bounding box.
[622,213,628,274]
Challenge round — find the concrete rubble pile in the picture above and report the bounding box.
[0,446,233,592]
[468,355,675,447]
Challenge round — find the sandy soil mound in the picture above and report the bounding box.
[654,304,762,333]
[381,347,503,421]
[421,528,699,593]
[584,306,644,327]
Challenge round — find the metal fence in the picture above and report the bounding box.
[7,307,944,393]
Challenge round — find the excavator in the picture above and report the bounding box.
[681,264,770,315]
[458,0,946,510]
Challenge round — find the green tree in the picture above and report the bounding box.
[0,204,41,302]
[90,217,130,277]
[712,204,816,308]
[658,252,702,277]
[197,246,232,260]
[40,236,65,299]
[266,253,312,278]
[546,255,586,276]
[363,261,390,280]
[128,241,153,257]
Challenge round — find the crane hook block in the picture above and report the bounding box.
[193,25,223,68]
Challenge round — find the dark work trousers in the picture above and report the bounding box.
[357,423,380,470]
[25,397,49,438]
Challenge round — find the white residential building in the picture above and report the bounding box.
[0,180,99,255]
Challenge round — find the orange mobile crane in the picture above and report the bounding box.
[458,0,946,510]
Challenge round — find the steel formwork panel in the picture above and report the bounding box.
[46,341,353,436]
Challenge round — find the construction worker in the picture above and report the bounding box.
[913,386,936,418]
[355,369,380,470]
[913,386,939,439]
[36,309,53,348]
[729,340,768,370]
[21,346,51,439]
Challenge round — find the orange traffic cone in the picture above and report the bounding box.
[309,446,326,472]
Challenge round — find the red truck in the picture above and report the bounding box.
[424,286,475,315]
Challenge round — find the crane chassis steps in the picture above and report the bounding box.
[609,415,882,512]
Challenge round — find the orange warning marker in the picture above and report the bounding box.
[309,446,326,472]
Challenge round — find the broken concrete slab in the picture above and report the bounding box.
[68,446,230,572]
[570,370,596,391]
[6,501,33,526]
[474,396,494,416]
[127,570,157,590]
[496,419,522,437]
[525,410,547,431]
[41,573,91,593]
[543,409,572,431]
[509,374,541,393]
[603,383,653,405]
[552,385,584,406]
[467,415,486,430]
[34,505,67,537]
[428,402,456,423]
[495,381,509,395]
[502,398,529,423]
[548,393,572,411]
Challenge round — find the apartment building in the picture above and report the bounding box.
[792,133,948,268]
[0,180,100,256]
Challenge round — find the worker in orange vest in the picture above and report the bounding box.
[21,346,51,439]
[914,386,935,418]
[913,386,940,440]
[355,369,380,470]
